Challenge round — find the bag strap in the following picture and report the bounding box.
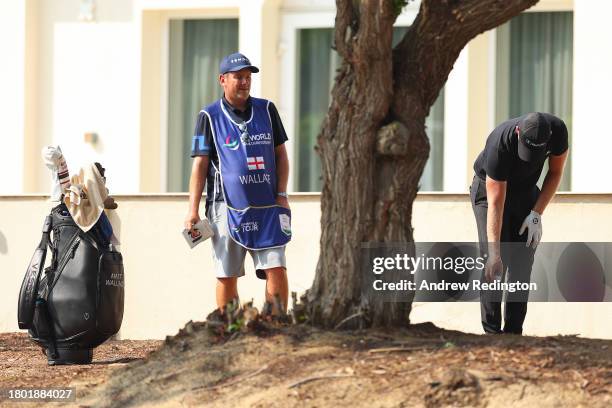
[17,216,52,329]
[34,298,58,359]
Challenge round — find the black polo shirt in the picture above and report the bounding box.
[473,113,568,191]
[191,96,288,205]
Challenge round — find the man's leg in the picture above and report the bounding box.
[503,191,538,334]
[503,243,535,334]
[264,267,288,314]
[209,202,246,311]
[470,176,503,334]
[251,246,288,315]
[216,277,238,311]
[504,188,540,334]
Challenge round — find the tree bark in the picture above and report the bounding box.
[305,0,539,328]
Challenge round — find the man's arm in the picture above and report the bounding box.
[532,150,569,215]
[485,176,507,256]
[484,176,507,281]
[184,155,209,230]
[275,143,290,209]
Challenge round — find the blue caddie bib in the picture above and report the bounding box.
[203,97,291,250]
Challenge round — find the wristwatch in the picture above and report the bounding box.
[277,192,288,198]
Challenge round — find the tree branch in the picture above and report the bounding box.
[392,0,539,118]
[334,0,357,60]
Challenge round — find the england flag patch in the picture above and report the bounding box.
[247,156,265,170]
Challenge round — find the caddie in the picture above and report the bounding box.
[185,52,291,315]
[471,112,568,334]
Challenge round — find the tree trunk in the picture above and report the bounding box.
[305,0,539,329]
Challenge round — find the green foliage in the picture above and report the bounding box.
[226,319,244,333]
[393,0,410,16]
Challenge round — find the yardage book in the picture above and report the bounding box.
[182,219,214,249]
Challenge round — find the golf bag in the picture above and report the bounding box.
[17,203,124,365]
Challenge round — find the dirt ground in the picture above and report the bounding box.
[1,322,611,408]
[0,333,161,407]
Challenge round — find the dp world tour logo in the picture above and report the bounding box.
[232,222,259,233]
[223,135,240,150]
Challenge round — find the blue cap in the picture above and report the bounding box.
[219,52,259,75]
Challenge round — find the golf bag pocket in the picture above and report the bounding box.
[97,251,124,336]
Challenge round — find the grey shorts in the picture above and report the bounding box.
[207,201,286,279]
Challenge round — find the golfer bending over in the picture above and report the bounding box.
[471,112,568,334]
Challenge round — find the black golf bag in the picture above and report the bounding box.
[17,203,124,365]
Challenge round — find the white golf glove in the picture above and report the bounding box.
[519,210,542,249]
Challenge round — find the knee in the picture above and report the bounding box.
[217,277,238,288]
[265,267,286,281]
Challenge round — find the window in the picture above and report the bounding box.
[496,12,573,190]
[296,27,445,192]
[295,28,337,193]
[166,19,238,192]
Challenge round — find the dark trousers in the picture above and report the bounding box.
[470,175,539,334]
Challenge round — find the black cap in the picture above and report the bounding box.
[517,113,551,162]
[219,52,259,75]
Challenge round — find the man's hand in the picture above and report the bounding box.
[519,210,542,249]
[485,255,504,282]
[276,195,290,210]
[184,212,201,232]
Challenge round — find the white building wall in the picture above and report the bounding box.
[3,0,607,194]
[2,194,611,339]
[33,0,138,194]
[572,0,612,192]
[0,2,26,193]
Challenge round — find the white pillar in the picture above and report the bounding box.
[572,0,612,192]
[238,0,280,99]
[0,2,26,193]
[443,48,469,192]
[239,0,266,98]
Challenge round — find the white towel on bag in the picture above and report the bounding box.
[63,163,108,232]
